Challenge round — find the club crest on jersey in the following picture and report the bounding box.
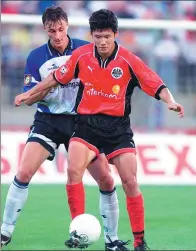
[24,74,32,86]
[111,67,123,79]
[60,66,67,76]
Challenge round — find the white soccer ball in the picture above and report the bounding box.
[69,214,101,246]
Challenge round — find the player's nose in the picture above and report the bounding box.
[100,38,106,45]
[54,32,61,40]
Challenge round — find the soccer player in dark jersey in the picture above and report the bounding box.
[15,9,184,251]
[1,7,130,251]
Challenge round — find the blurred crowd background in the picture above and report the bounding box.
[1,0,196,130]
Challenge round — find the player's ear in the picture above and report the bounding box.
[66,24,69,32]
[114,32,118,38]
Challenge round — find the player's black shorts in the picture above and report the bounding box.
[26,111,75,160]
[70,122,136,161]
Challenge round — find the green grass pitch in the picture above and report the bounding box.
[1,185,196,250]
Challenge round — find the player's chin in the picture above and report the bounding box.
[99,48,108,52]
[54,41,63,47]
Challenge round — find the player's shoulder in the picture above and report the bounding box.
[71,38,90,50]
[72,42,93,56]
[118,45,134,59]
[118,44,141,64]
[27,43,48,64]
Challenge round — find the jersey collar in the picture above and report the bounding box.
[94,41,119,68]
[47,35,73,57]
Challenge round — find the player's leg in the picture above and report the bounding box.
[64,137,99,249]
[87,154,119,242]
[110,151,147,251]
[66,139,98,219]
[62,118,100,247]
[1,142,50,247]
[1,114,59,247]
[64,126,122,250]
[88,155,130,251]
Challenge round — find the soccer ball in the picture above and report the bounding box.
[69,214,101,246]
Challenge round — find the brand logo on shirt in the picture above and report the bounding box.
[24,74,32,86]
[87,65,93,73]
[85,82,93,87]
[50,81,80,93]
[47,63,59,71]
[60,81,80,89]
[86,88,117,99]
[112,85,120,94]
[111,67,123,79]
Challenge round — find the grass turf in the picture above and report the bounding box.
[1,185,196,250]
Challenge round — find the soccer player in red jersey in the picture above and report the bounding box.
[15,9,184,251]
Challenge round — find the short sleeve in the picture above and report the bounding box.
[23,53,41,93]
[128,52,167,99]
[54,48,81,85]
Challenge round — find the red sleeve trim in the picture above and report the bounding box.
[53,71,61,83]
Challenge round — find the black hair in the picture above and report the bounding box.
[42,6,68,27]
[89,9,118,33]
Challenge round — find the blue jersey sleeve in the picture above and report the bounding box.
[23,52,42,93]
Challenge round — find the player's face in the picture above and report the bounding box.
[92,29,117,59]
[44,19,69,52]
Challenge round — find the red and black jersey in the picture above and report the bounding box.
[55,42,166,116]
[54,42,166,135]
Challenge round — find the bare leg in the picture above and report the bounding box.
[66,141,96,219]
[88,154,119,242]
[1,142,50,239]
[112,153,145,249]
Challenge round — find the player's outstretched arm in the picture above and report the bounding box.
[15,74,57,106]
[24,89,52,106]
[15,48,80,107]
[127,52,184,118]
[159,88,184,118]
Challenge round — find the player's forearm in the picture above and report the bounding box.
[28,74,57,97]
[24,89,50,106]
[159,88,176,104]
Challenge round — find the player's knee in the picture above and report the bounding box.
[67,167,84,184]
[16,168,34,183]
[121,176,139,191]
[97,173,114,191]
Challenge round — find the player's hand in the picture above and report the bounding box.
[167,102,184,118]
[14,92,31,107]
